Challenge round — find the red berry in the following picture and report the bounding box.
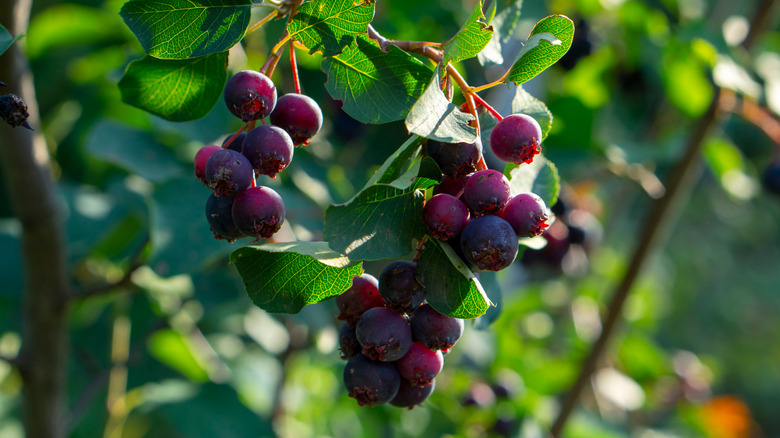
[489,114,542,164]
[224,70,277,121]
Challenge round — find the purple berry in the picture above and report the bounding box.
[335,274,385,328]
[339,322,361,360]
[242,125,294,178]
[433,175,468,197]
[390,378,436,409]
[231,186,285,240]
[343,354,400,406]
[0,94,30,128]
[499,193,551,238]
[423,193,470,240]
[396,341,444,387]
[205,194,245,242]
[205,149,254,196]
[409,304,464,352]
[427,138,482,177]
[270,93,323,145]
[222,131,247,152]
[224,70,277,121]
[459,215,518,271]
[356,307,412,362]
[462,169,511,216]
[378,261,426,314]
[194,145,222,184]
[489,114,542,164]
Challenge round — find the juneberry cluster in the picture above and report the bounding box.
[195,70,323,242]
[336,264,464,408]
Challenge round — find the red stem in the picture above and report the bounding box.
[221,122,251,149]
[471,93,503,121]
[289,41,301,94]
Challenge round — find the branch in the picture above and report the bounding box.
[67,236,149,301]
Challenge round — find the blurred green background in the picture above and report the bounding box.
[1,0,778,437]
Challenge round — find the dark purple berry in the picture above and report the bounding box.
[409,304,464,352]
[205,149,254,196]
[433,174,468,197]
[356,307,412,362]
[270,93,323,145]
[462,169,511,216]
[459,215,518,271]
[205,194,245,242]
[489,114,542,164]
[0,94,31,129]
[396,341,444,386]
[427,138,482,177]
[499,193,551,238]
[763,161,780,195]
[194,145,222,184]
[423,193,470,240]
[339,322,361,360]
[222,131,247,152]
[224,70,277,121]
[231,186,285,241]
[335,274,385,328]
[390,378,436,408]
[378,260,426,314]
[241,125,294,178]
[343,354,400,406]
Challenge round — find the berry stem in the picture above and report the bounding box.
[289,40,301,94]
[222,122,252,149]
[412,235,429,263]
[245,10,279,36]
[471,93,503,122]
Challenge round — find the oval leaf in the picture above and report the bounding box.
[442,0,494,65]
[231,241,364,314]
[119,52,228,121]
[477,0,522,67]
[288,0,375,56]
[505,154,560,207]
[322,35,431,124]
[507,15,574,85]
[120,0,251,59]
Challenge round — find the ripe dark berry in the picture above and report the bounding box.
[396,341,444,386]
[423,194,470,240]
[460,215,519,271]
[231,186,285,240]
[489,114,542,164]
[335,274,385,328]
[205,149,254,196]
[378,260,426,314]
[343,354,400,406]
[205,194,245,242]
[426,138,482,177]
[270,93,324,145]
[762,161,780,195]
[224,70,277,121]
[0,93,31,129]
[194,145,222,184]
[222,131,247,152]
[242,125,294,178]
[339,322,361,360]
[409,304,464,352]
[499,193,551,238]
[433,175,468,197]
[356,307,412,362]
[390,378,436,408]
[462,169,511,216]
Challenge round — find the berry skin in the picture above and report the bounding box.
[194,145,222,184]
[343,354,400,406]
[499,193,551,238]
[270,93,324,145]
[205,194,245,242]
[423,193,470,240]
[242,125,294,178]
[222,131,247,152]
[396,341,444,386]
[433,175,468,197]
[489,114,542,164]
[335,274,385,328]
[205,149,254,196]
[231,186,285,241]
[0,93,31,129]
[224,70,277,121]
[426,138,482,177]
[378,260,426,314]
[462,169,511,216]
[409,304,464,352]
[356,307,412,362]
[390,378,436,409]
[459,215,519,271]
[339,322,362,360]
[763,161,780,195]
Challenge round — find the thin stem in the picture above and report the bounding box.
[471,93,503,121]
[245,10,278,36]
[68,237,149,301]
[270,34,292,56]
[412,235,429,263]
[222,121,253,149]
[290,40,301,94]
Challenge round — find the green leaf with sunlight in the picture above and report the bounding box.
[442,0,494,66]
[322,35,431,124]
[506,155,560,207]
[119,52,228,122]
[506,15,574,85]
[120,0,251,59]
[288,0,375,56]
[148,329,211,382]
[405,66,477,143]
[477,0,522,66]
[231,242,363,314]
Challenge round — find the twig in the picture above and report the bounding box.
[68,237,149,301]
[245,10,279,36]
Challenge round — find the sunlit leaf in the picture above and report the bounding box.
[288,0,375,56]
[442,0,494,65]
[477,0,522,66]
[506,155,560,207]
[405,66,477,143]
[507,15,574,85]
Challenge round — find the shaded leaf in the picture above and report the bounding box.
[507,15,574,85]
[0,23,24,57]
[505,155,560,207]
[442,0,494,65]
[511,85,553,141]
[288,0,375,56]
[364,135,426,188]
[477,0,522,66]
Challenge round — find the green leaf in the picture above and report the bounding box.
[287,0,375,57]
[148,329,211,382]
[417,239,491,319]
[477,0,522,66]
[405,66,478,143]
[506,15,574,85]
[505,155,560,207]
[511,85,553,141]
[231,242,363,314]
[322,35,432,124]
[0,23,23,57]
[119,52,228,122]
[442,0,494,65]
[120,0,251,59]
[364,135,426,189]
